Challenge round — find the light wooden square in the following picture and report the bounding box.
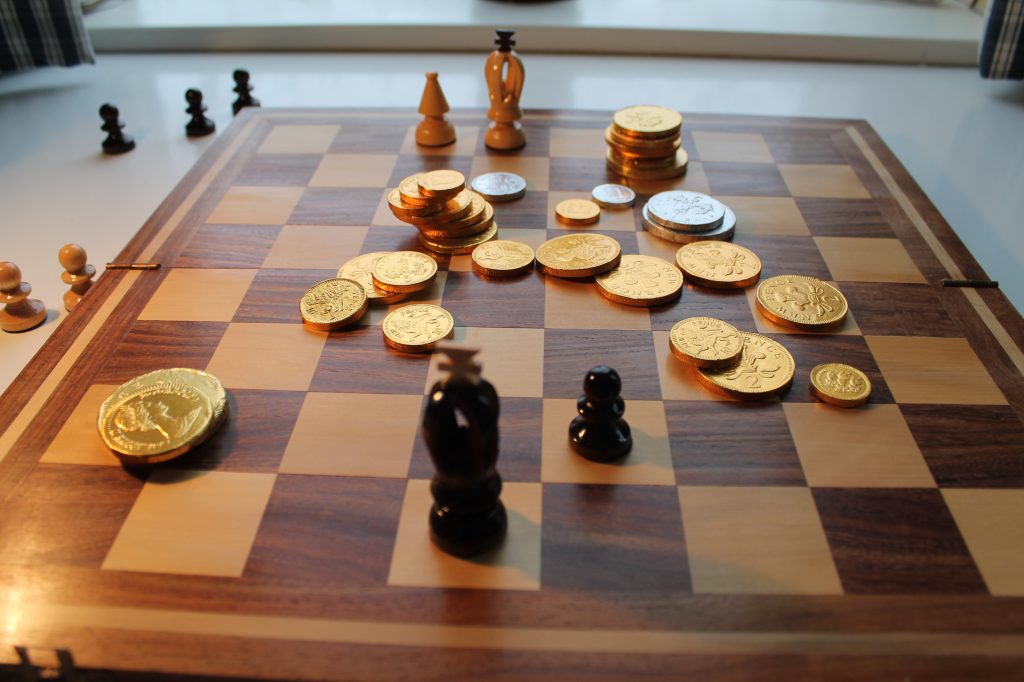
[102,469,276,577]
[258,124,339,154]
[544,275,650,331]
[541,398,675,485]
[628,161,710,196]
[40,384,120,466]
[206,186,304,225]
[866,336,1007,405]
[652,330,718,401]
[546,191,635,232]
[944,489,1024,596]
[469,156,549,191]
[388,479,542,590]
[309,154,398,188]
[280,392,421,477]
[745,285,862,335]
[370,188,407,227]
[140,268,257,322]
[815,237,926,284]
[425,327,543,398]
[679,486,842,595]
[206,323,327,391]
[262,224,367,270]
[722,196,810,237]
[549,127,607,159]
[784,403,935,488]
[693,132,774,164]
[778,164,870,199]
[400,125,480,156]
[362,272,447,325]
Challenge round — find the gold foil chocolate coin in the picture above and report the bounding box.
[471,239,536,276]
[382,304,454,353]
[612,105,683,138]
[417,169,465,199]
[371,251,438,293]
[555,199,601,226]
[337,252,408,305]
[595,255,683,307]
[756,275,849,331]
[676,241,762,289]
[417,221,498,255]
[536,234,622,278]
[696,332,795,400]
[387,188,444,219]
[668,317,744,369]
[300,277,368,331]
[810,363,872,407]
[398,174,432,206]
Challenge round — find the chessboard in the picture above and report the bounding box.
[1,108,1023,682]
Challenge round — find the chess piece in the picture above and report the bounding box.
[185,89,216,137]
[422,345,507,557]
[484,29,526,151]
[0,262,47,333]
[416,72,456,147]
[569,365,632,462]
[99,103,135,154]
[232,69,260,115]
[59,243,96,311]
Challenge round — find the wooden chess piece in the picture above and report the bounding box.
[484,29,526,151]
[59,243,96,311]
[416,72,456,147]
[0,261,47,333]
[99,103,135,154]
[569,365,632,462]
[232,69,260,115]
[185,89,216,137]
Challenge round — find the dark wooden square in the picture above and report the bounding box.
[94,321,227,384]
[650,285,756,332]
[289,188,382,225]
[359,228,451,269]
[841,283,962,337]
[330,121,408,154]
[233,268,336,324]
[543,329,660,400]
[764,130,847,164]
[776,333,894,404]
[175,224,280,268]
[739,235,833,280]
[549,157,623,192]
[234,154,322,186]
[310,324,431,394]
[703,161,790,197]
[441,271,546,328]
[797,198,894,238]
[491,190,549,229]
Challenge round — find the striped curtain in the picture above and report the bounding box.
[980,0,1024,79]
[0,0,95,73]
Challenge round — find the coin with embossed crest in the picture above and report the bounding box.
[696,332,796,400]
[300,277,368,331]
[337,252,408,305]
[810,363,872,407]
[595,255,683,307]
[555,199,601,226]
[471,239,536,277]
[470,172,527,202]
[676,241,762,289]
[756,275,848,331]
[591,183,636,209]
[417,169,465,199]
[371,251,438,294]
[612,105,683,138]
[647,191,725,231]
[669,317,744,369]
[536,234,622,278]
[382,304,454,353]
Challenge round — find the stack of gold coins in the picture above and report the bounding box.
[388,170,498,254]
[606,105,688,181]
[641,190,737,244]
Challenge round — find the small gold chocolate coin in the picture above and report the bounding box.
[555,199,601,226]
[300,277,368,331]
[536,234,622,278]
[668,317,744,369]
[810,363,872,407]
[696,332,796,400]
[382,303,454,353]
[337,252,408,305]
[387,188,444,220]
[417,222,498,255]
[471,239,536,276]
[676,241,762,289]
[417,170,465,199]
[755,275,849,331]
[595,255,683,307]
[612,105,683,138]
[371,251,438,293]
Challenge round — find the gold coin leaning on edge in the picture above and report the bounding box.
[382,303,454,353]
[696,331,796,400]
[535,233,622,278]
[668,317,744,369]
[595,255,683,307]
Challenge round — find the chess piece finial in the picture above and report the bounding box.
[484,28,526,151]
[423,345,507,557]
[568,365,632,462]
[185,88,216,137]
[0,261,47,333]
[232,69,260,116]
[99,103,135,155]
[58,243,96,311]
[416,72,457,147]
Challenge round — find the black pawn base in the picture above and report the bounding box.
[429,501,507,558]
[186,120,215,138]
[569,415,632,462]
[102,135,135,155]
[232,96,260,116]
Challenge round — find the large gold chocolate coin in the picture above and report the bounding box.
[595,255,683,307]
[810,363,872,407]
[676,241,762,289]
[535,234,622,278]
[382,304,454,353]
[371,251,438,293]
[696,332,795,400]
[755,275,848,331]
[668,317,744,369]
[471,239,536,277]
[612,105,683,138]
[337,252,408,305]
[417,169,465,199]
[555,199,601,226]
[417,222,498,255]
[300,277,368,331]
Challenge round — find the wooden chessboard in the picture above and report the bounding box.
[1,108,1023,681]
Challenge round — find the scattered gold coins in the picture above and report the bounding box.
[555,198,601,226]
[756,275,849,331]
[535,234,622,278]
[337,252,408,306]
[810,363,872,407]
[300,277,368,331]
[371,251,438,294]
[98,368,228,465]
[382,304,454,353]
[595,255,683,307]
[417,169,465,199]
[471,240,536,277]
[668,317,744,369]
[417,221,498,254]
[676,241,762,289]
[695,332,796,400]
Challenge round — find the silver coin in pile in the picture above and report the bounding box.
[591,183,636,209]
[470,172,527,202]
[642,204,736,244]
[646,190,725,231]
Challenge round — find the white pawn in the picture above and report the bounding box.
[59,243,96,311]
[416,72,456,147]
[0,261,47,332]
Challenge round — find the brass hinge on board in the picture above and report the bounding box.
[0,647,110,682]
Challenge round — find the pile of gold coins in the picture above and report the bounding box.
[388,170,498,254]
[606,105,688,181]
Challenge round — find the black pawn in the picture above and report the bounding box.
[569,365,632,462]
[185,88,215,137]
[232,69,260,116]
[99,103,135,154]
